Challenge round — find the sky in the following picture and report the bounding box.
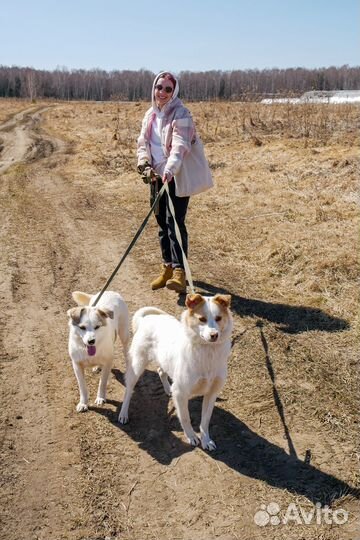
[0,0,359,73]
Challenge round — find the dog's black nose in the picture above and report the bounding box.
[88,338,96,345]
[210,332,218,342]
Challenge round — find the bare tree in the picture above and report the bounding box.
[0,65,359,101]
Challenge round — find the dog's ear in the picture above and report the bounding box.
[67,307,84,324]
[97,308,114,320]
[72,291,91,306]
[213,294,231,309]
[186,293,205,310]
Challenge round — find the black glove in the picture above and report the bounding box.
[141,166,157,184]
[137,161,150,175]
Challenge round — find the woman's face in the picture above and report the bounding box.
[154,77,174,110]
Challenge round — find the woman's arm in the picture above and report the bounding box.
[137,114,152,167]
[164,113,195,177]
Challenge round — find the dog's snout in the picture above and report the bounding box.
[209,331,218,342]
[87,338,96,345]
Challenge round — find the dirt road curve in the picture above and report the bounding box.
[0,106,63,174]
[0,105,358,540]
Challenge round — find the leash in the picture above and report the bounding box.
[92,183,166,306]
[164,182,195,294]
[92,177,195,306]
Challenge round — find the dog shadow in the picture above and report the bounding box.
[94,368,359,506]
[175,281,350,335]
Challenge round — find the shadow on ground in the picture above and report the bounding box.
[94,368,359,506]
[93,280,354,505]
[175,281,350,334]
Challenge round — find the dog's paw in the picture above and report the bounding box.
[187,433,200,447]
[118,413,128,425]
[94,397,106,406]
[76,403,88,413]
[201,437,217,451]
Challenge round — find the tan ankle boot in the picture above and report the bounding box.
[166,267,186,293]
[151,264,173,290]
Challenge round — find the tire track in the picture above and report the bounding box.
[0,105,64,174]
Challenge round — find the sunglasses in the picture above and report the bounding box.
[155,84,174,93]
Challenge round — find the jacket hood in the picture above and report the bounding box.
[151,71,180,115]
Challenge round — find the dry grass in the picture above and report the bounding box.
[42,98,359,441]
[0,98,34,122]
[1,97,359,539]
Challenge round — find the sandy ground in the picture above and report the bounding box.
[0,100,359,540]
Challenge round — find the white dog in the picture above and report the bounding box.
[67,290,129,412]
[118,293,233,451]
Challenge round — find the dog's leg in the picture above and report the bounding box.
[172,389,200,446]
[157,367,171,396]
[199,392,218,451]
[118,320,130,366]
[72,362,89,412]
[118,362,143,424]
[95,363,111,406]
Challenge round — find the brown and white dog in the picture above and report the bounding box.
[67,291,129,412]
[118,294,232,450]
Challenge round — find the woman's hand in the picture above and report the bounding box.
[140,166,157,184]
[162,170,173,183]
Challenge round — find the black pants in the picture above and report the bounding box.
[153,179,189,268]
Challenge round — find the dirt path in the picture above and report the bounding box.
[0,106,63,174]
[0,104,358,540]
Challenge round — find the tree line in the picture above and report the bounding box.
[0,65,359,101]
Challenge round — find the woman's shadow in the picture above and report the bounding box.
[95,368,359,506]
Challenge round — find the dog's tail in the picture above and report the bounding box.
[132,307,167,333]
[72,291,92,306]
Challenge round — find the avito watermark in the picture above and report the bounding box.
[254,502,348,527]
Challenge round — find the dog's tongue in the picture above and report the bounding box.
[87,345,96,356]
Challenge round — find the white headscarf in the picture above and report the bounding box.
[151,71,180,115]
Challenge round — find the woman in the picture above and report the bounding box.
[137,71,213,293]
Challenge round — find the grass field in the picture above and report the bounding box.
[0,97,359,540]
